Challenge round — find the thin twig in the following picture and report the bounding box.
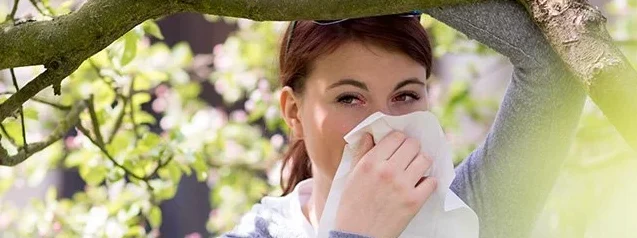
[79,104,161,191]
[0,124,17,147]
[0,101,86,166]
[6,0,19,22]
[146,149,173,180]
[128,77,141,142]
[88,59,125,143]
[0,91,71,110]
[86,95,104,147]
[88,59,117,88]
[76,123,146,181]
[42,0,55,16]
[107,95,127,144]
[10,69,27,153]
[0,61,80,122]
[27,0,47,16]
[30,97,72,110]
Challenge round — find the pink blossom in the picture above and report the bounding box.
[214,79,228,94]
[230,110,248,123]
[270,134,284,150]
[184,232,202,238]
[152,98,167,113]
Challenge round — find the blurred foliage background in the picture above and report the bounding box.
[0,0,635,237]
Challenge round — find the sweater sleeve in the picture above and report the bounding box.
[424,1,586,238]
[328,231,372,238]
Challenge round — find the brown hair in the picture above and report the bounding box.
[278,15,433,195]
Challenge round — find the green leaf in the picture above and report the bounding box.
[107,130,134,158]
[174,82,201,99]
[143,20,164,40]
[3,119,24,147]
[192,153,208,182]
[158,161,182,183]
[45,187,57,203]
[55,0,74,15]
[65,150,94,168]
[92,80,116,109]
[107,167,125,183]
[175,154,192,176]
[132,93,151,106]
[126,226,145,237]
[121,31,139,66]
[133,75,152,91]
[171,42,193,67]
[135,111,157,124]
[23,108,39,120]
[0,174,14,195]
[137,133,161,154]
[148,206,162,228]
[150,179,177,200]
[168,161,182,182]
[79,162,108,186]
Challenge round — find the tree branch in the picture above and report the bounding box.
[0,101,86,166]
[0,0,473,70]
[0,62,80,122]
[518,0,637,150]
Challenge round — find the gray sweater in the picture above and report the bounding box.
[221,0,586,237]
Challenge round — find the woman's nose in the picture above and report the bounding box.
[369,103,400,116]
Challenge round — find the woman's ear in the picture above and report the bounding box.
[280,86,304,139]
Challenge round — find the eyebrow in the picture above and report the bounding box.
[326,77,425,91]
[394,77,425,91]
[327,79,368,91]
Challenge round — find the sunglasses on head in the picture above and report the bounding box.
[284,10,423,55]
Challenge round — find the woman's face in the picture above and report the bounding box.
[280,40,429,180]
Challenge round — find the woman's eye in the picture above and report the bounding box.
[337,94,363,105]
[393,92,420,103]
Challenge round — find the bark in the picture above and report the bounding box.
[519,0,637,150]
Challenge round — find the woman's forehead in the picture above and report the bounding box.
[308,41,427,86]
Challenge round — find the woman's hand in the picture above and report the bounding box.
[334,131,437,238]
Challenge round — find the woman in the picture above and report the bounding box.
[223,0,586,237]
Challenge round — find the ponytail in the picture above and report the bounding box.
[280,139,312,196]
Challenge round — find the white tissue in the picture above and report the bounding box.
[316,111,479,238]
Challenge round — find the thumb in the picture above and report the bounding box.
[351,133,374,169]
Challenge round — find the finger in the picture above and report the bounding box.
[404,153,432,184]
[367,131,406,161]
[414,176,437,199]
[386,137,420,171]
[351,133,374,169]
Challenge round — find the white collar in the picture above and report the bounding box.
[287,178,316,237]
